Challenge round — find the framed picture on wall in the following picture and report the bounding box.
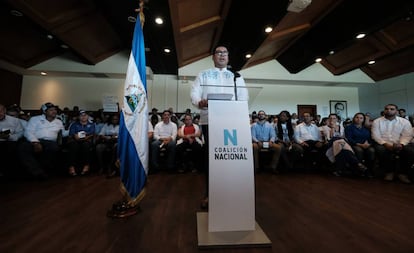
[329,100,347,120]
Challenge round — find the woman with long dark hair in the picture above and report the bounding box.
[275,110,295,169]
[345,112,376,172]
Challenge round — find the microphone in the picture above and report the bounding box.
[227,65,240,78]
[227,65,239,101]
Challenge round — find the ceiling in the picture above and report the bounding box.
[1,0,414,82]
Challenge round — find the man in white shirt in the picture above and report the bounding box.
[372,104,414,183]
[293,112,325,168]
[151,110,177,172]
[190,45,249,208]
[0,104,24,176]
[19,102,66,179]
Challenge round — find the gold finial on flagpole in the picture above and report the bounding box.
[135,0,145,28]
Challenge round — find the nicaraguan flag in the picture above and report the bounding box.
[118,14,148,205]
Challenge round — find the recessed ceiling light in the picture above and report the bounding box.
[164,48,171,53]
[315,58,322,63]
[127,16,137,23]
[155,17,163,25]
[47,34,53,40]
[329,50,335,55]
[60,44,69,49]
[40,72,47,76]
[368,60,376,65]
[264,26,273,33]
[355,33,366,39]
[245,53,252,59]
[10,10,23,17]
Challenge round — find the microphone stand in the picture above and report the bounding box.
[228,65,240,101]
[233,71,240,101]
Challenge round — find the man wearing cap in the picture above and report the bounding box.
[150,107,161,123]
[18,102,66,179]
[66,110,95,176]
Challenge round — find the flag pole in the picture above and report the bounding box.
[107,0,148,218]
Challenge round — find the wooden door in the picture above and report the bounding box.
[297,104,317,120]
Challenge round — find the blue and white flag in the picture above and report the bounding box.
[118,13,148,205]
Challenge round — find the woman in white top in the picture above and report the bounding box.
[323,114,371,177]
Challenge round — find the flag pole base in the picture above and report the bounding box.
[107,200,141,218]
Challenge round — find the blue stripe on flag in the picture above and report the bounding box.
[118,14,148,202]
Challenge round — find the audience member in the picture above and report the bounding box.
[0,104,24,176]
[176,114,203,173]
[320,113,344,141]
[345,113,376,172]
[151,110,177,172]
[96,114,120,176]
[150,107,161,123]
[251,110,282,173]
[66,110,95,176]
[293,112,325,168]
[371,104,414,183]
[323,114,371,177]
[399,108,409,120]
[179,108,194,121]
[6,105,28,130]
[364,112,373,129]
[19,102,66,180]
[291,113,300,128]
[275,110,295,169]
[94,116,105,134]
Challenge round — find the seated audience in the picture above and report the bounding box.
[66,110,95,176]
[0,104,24,176]
[293,112,325,168]
[193,114,200,125]
[96,114,119,176]
[291,112,299,127]
[323,114,372,177]
[6,105,28,130]
[364,112,373,129]
[251,110,282,173]
[371,104,414,184]
[275,110,295,169]
[179,108,195,121]
[345,113,376,172]
[151,110,177,172]
[149,107,161,124]
[176,114,203,173]
[399,108,409,120]
[19,102,66,180]
[319,113,344,141]
[148,120,154,140]
[94,116,105,135]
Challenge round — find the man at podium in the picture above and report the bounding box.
[190,45,249,209]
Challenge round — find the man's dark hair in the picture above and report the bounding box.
[212,45,229,54]
[385,104,398,110]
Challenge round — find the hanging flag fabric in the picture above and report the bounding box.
[117,12,148,207]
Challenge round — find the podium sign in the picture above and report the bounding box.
[208,100,255,232]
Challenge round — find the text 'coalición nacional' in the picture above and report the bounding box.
[214,147,248,160]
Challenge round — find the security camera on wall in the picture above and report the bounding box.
[287,0,312,13]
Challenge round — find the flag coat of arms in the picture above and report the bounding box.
[117,12,148,206]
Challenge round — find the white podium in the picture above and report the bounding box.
[196,100,271,248]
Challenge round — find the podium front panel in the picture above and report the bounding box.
[208,100,255,232]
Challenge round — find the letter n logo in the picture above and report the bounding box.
[224,129,237,145]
